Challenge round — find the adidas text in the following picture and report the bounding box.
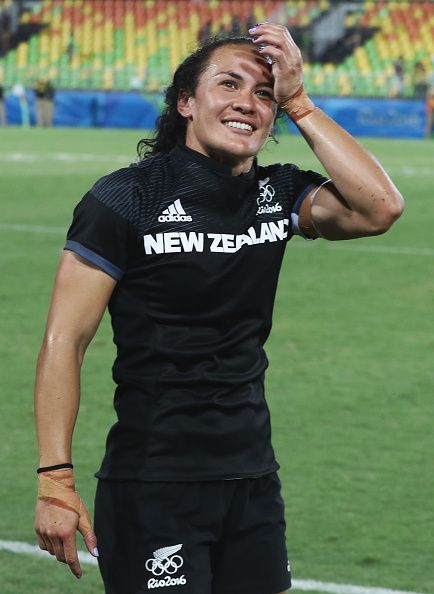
[158,213,192,223]
[148,575,187,589]
[257,203,282,215]
[158,199,192,223]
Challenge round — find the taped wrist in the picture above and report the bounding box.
[38,468,92,537]
[281,85,315,122]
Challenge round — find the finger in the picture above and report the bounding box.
[251,33,296,55]
[41,535,56,556]
[78,499,98,557]
[37,534,53,555]
[51,538,68,564]
[257,45,282,62]
[83,529,99,558]
[77,498,99,558]
[256,43,301,68]
[63,538,82,579]
[256,45,279,67]
[257,46,290,71]
[77,497,92,538]
[249,27,298,50]
[249,23,291,38]
[250,22,286,33]
[251,23,289,34]
[252,38,296,67]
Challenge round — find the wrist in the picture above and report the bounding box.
[37,467,77,512]
[280,84,315,122]
[37,462,73,474]
[37,466,93,538]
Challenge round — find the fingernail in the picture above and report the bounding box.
[248,27,256,33]
[93,547,99,557]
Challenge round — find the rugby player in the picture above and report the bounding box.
[34,24,404,594]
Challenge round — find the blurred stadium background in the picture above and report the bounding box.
[0,0,433,135]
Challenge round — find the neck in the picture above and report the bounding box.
[185,139,254,176]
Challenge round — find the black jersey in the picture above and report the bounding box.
[65,144,326,481]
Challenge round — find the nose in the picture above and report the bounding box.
[232,89,255,114]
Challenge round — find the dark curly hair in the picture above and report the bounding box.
[137,36,280,159]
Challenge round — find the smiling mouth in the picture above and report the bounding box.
[223,120,255,132]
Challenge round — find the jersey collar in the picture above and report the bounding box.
[171,143,257,182]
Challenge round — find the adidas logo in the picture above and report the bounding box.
[158,199,192,223]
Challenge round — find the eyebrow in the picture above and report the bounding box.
[217,70,274,88]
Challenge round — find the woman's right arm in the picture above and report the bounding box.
[34,250,117,579]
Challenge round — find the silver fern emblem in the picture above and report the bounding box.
[153,543,183,561]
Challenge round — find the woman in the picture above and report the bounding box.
[34,24,403,594]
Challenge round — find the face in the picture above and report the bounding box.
[177,44,277,173]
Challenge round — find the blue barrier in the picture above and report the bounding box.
[282,97,425,139]
[4,89,36,126]
[4,90,426,139]
[53,91,164,128]
[4,90,164,129]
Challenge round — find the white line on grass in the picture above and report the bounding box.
[0,153,433,178]
[290,579,425,594]
[388,166,434,178]
[291,241,434,258]
[0,539,425,594]
[0,539,97,565]
[1,223,434,258]
[0,152,132,164]
[0,223,66,234]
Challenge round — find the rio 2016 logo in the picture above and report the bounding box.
[147,575,186,589]
[256,177,282,215]
[145,544,187,589]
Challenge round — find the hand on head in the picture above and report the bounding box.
[249,23,305,106]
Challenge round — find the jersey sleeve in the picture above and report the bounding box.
[64,169,139,280]
[289,166,329,239]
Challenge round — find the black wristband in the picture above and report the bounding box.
[37,463,74,474]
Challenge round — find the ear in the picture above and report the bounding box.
[177,91,195,118]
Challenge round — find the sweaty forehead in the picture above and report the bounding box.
[204,45,273,83]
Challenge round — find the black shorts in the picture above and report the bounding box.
[94,473,291,594]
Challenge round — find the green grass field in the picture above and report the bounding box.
[0,128,433,594]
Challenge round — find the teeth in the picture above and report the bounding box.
[224,121,253,131]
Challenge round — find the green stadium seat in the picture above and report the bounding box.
[3,0,431,96]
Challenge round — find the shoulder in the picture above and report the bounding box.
[257,162,328,209]
[88,152,179,227]
[89,154,169,219]
[88,166,139,223]
[92,165,137,198]
[258,162,324,183]
[259,162,327,189]
[92,153,172,194]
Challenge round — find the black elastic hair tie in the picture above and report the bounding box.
[37,463,74,474]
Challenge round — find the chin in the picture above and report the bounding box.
[221,140,258,158]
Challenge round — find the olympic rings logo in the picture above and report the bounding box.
[257,178,276,205]
[145,554,183,576]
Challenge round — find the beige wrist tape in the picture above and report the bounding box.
[281,85,315,122]
[38,469,92,537]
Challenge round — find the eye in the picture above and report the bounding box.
[256,89,274,99]
[220,79,237,89]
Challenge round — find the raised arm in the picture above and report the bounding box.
[34,250,116,578]
[293,106,404,239]
[249,24,404,239]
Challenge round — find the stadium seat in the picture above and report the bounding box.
[0,0,432,98]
